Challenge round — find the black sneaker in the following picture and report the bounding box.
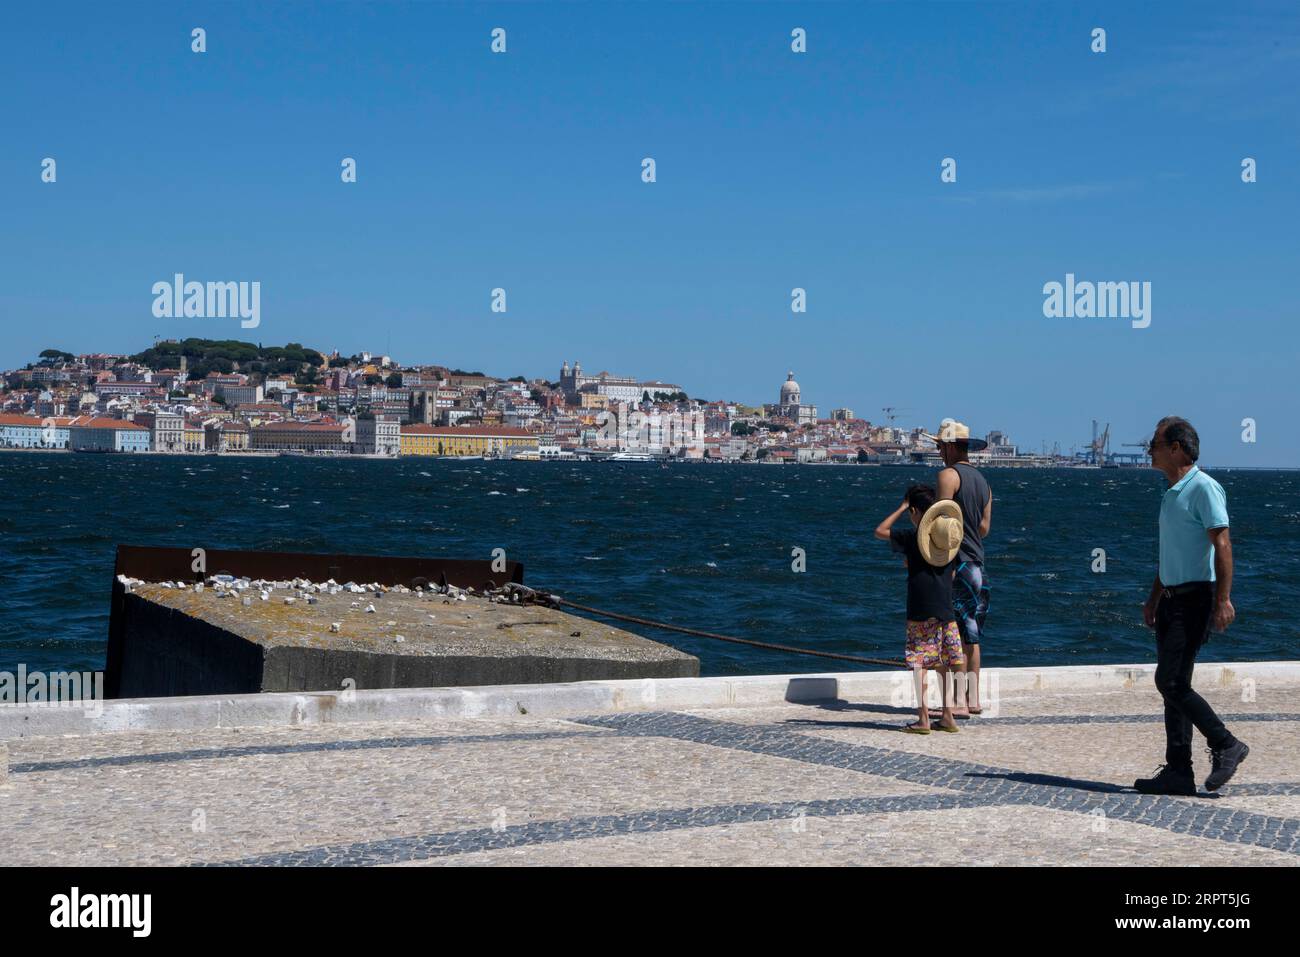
[1134,764,1196,796]
[1205,740,1249,792]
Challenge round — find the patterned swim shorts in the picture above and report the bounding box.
[953,561,990,645]
[905,619,965,670]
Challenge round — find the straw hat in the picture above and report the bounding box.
[921,418,988,451]
[917,500,964,567]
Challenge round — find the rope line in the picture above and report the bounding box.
[552,597,907,669]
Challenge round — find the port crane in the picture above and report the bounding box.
[1073,422,1150,467]
[1113,439,1152,466]
[1077,420,1111,466]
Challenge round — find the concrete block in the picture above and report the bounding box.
[109,583,698,698]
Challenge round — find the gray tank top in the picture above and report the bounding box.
[952,462,990,565]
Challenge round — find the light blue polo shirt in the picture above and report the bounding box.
[1159,466,1230,586]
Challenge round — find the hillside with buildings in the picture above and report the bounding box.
[0,342,1035,463]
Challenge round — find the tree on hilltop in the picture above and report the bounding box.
[131,338,324,375]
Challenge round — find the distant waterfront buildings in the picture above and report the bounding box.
[183,419,206,453]
[134,411,184,452]
[68,417,150,453]
[0,413,69,448]
[205,420,249,452]
[0,343,1044,464]
[355,413,401,456]
[249,421,348,453]
[985,430,1018,459]
[592,402,706,456]
[399,424,537,457]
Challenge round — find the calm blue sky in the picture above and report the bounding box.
[2,2,1297,465]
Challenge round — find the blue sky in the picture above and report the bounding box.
[2,2,1297,465]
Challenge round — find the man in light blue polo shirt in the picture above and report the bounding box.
[1134,416,1247,796]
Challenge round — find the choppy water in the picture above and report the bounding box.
[1,452,1296,676]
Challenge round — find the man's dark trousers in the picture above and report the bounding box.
[1155,583,1234,769]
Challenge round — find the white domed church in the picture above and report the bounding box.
[765,371,817,425]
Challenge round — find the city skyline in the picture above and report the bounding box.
[5,337,1082,445]
[0,338,1262,467]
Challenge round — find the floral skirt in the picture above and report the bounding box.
[905,619,965,670]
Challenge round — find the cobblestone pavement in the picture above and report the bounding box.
[1,685,1295,866]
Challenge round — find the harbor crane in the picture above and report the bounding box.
[1079,419,1111,466]
[1115,439,1152,466]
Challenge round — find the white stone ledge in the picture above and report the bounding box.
[1,660,1297,741]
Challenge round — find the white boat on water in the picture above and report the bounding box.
[609,452,654,462]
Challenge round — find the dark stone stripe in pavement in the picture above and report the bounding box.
[973,713,1300,726]
[206,790,1009,867]
[574,712,1300,855]
[1089,795,1300,854]
[9,730,612,774]
[965,775,1300,854]
[816,706,1299,726]
[1214,783,1300,796]
[579,711,1015,792]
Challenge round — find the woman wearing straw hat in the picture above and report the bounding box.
[875,484,966,733]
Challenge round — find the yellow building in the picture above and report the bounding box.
[183,421,206,453]
[401,424,537,457]
[250,421,347,452]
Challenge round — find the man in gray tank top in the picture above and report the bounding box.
[924,419,993,716]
